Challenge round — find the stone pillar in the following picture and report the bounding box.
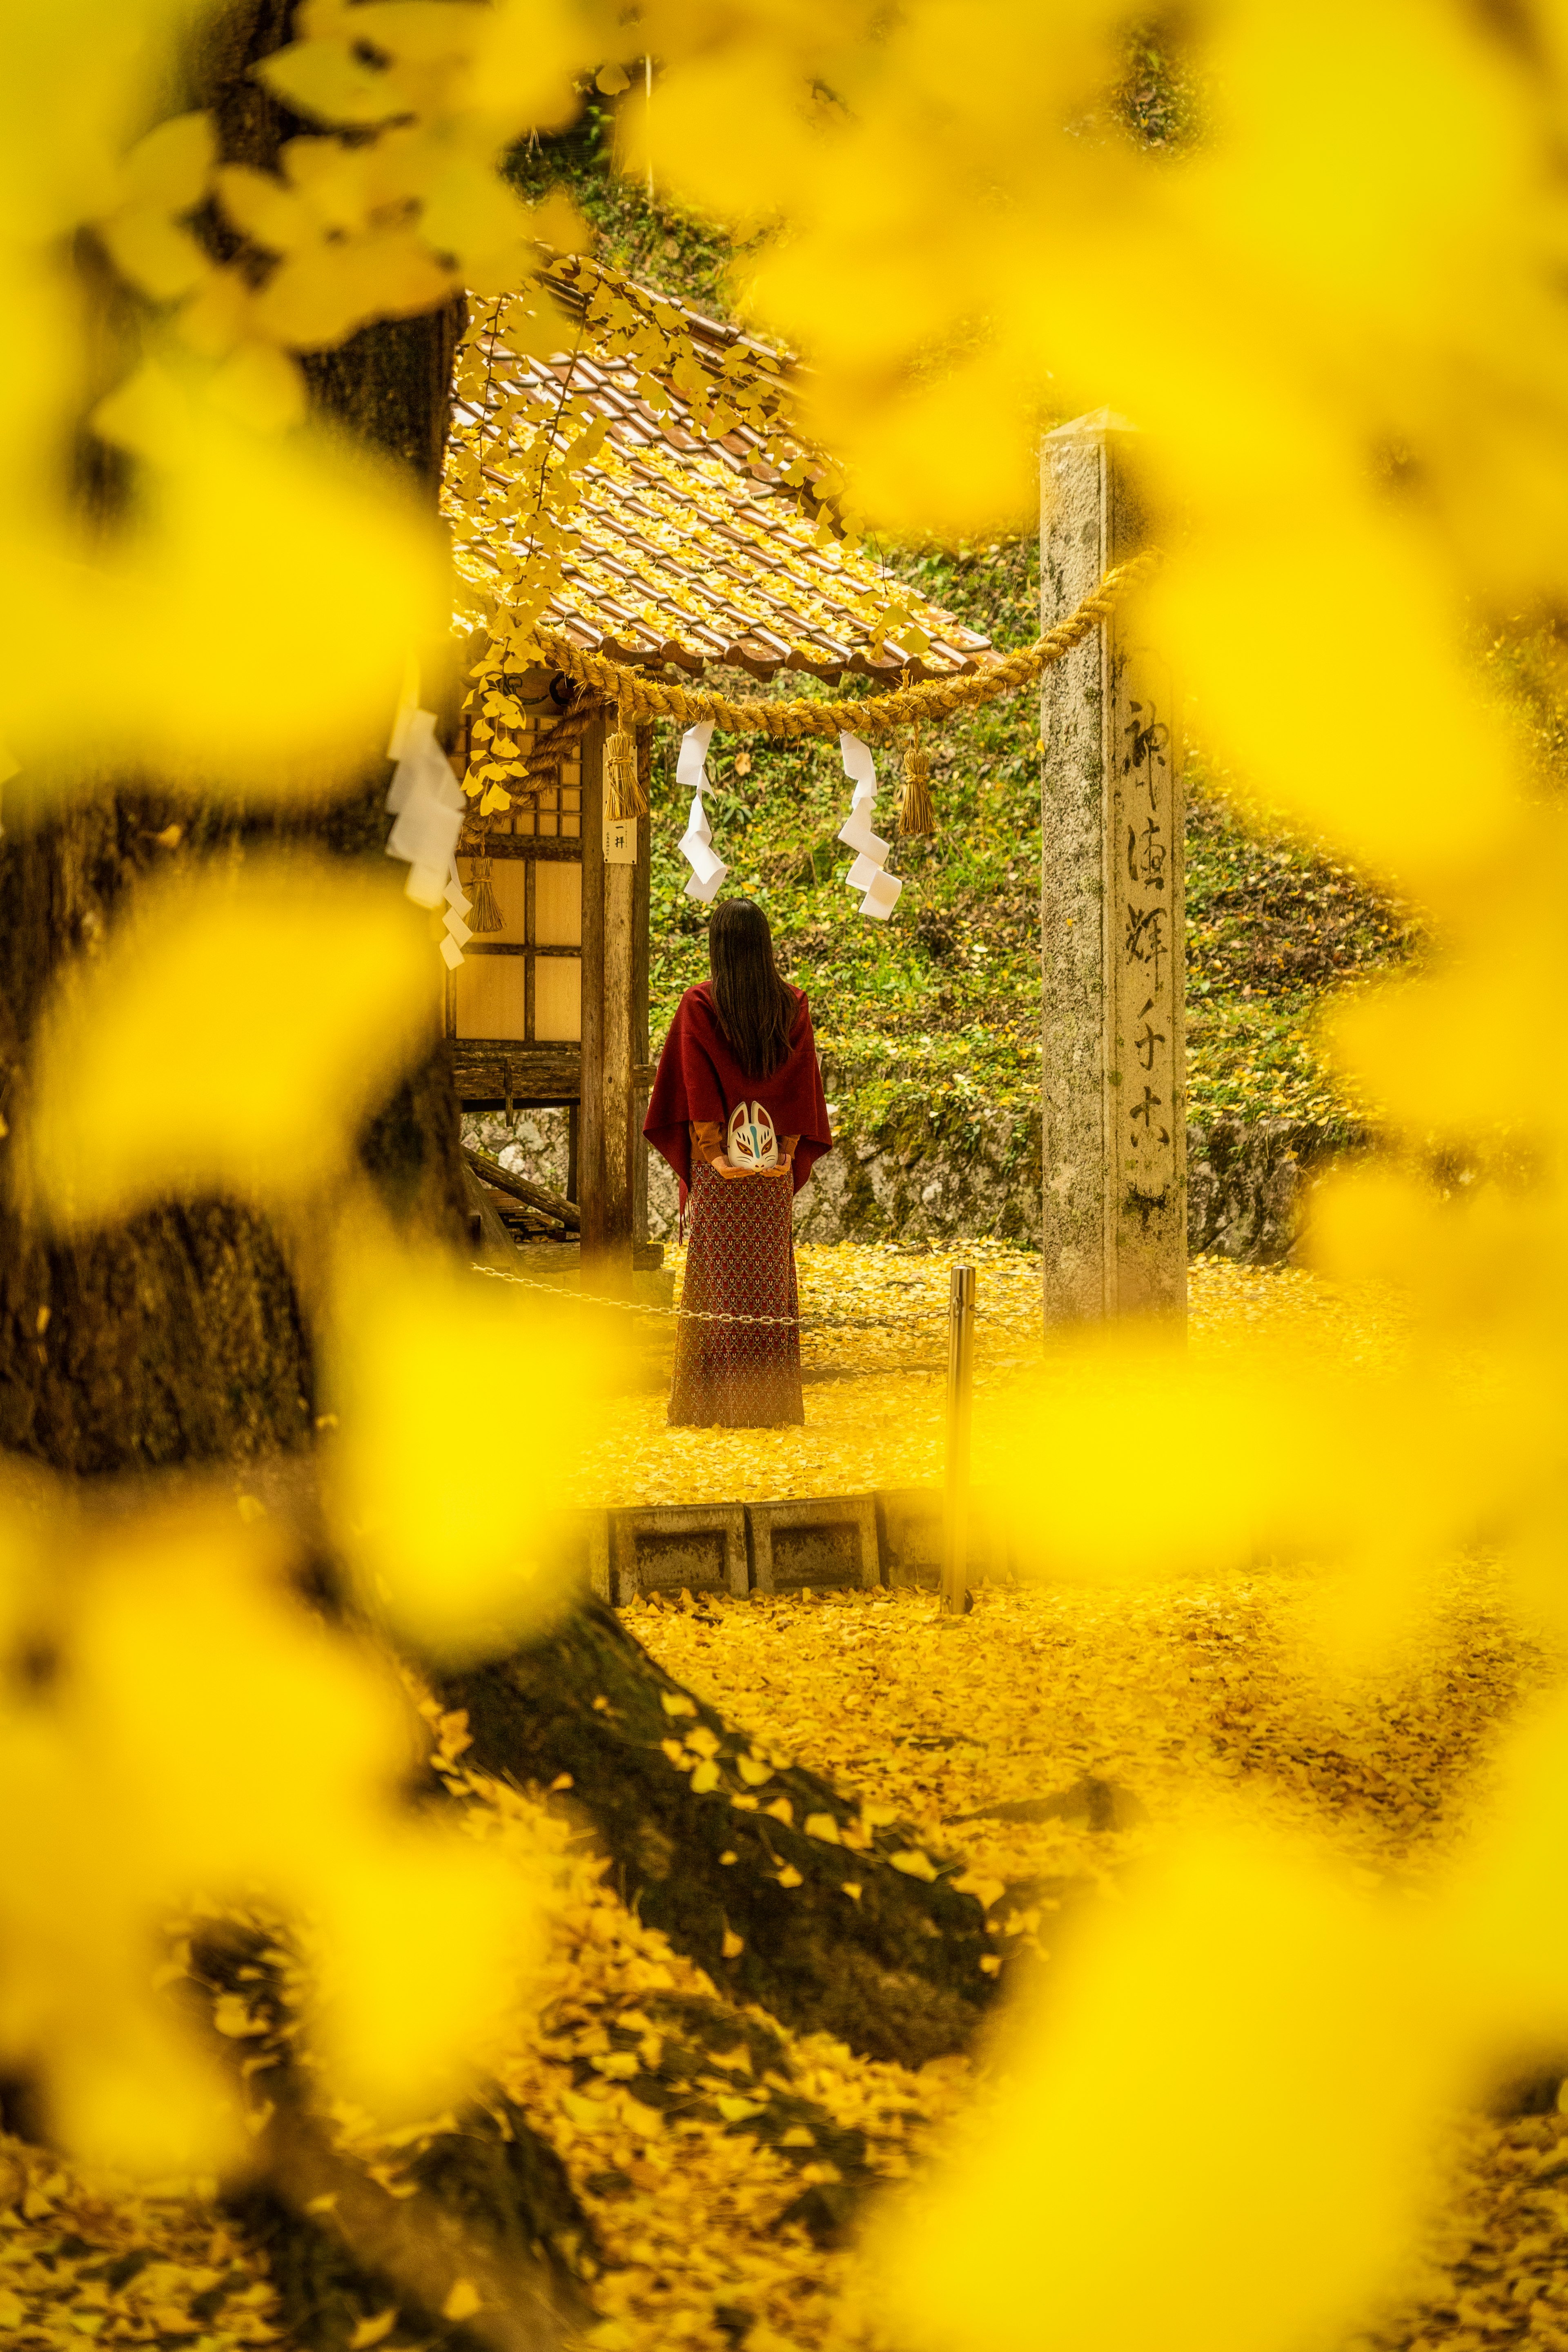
[1040,412,1185,1325]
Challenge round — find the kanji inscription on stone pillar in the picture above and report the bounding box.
[1040,412,1186,1325]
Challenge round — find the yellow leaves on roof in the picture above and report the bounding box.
[442,256,989,699]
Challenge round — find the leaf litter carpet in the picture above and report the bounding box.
[4,1255,1565,2352]
[569,1243,1406,1507]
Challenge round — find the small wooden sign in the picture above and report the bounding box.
[603,817,637,864]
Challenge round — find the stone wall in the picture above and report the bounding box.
[464,1108,573,1195]
[461,1105,1365,1264]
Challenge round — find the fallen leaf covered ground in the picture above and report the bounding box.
[572,1244,1408,1508]
[0,2138,280,2348]
[629,1566,1541,1899]
[7,1256,1566,2352]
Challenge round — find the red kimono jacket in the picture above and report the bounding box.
[644,982,833,1211]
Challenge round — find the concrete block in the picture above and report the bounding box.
[746,1494,880,1593]
[530,1508,611,1602]
[610,1502,748,1604]
[876,1486,944,1589]
[875,1487,1011,1588]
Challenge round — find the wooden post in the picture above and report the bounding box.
[633,790,652,1245]
[940,1265,977,1617]
[1040,412,1185,1327]
[579,709,606,1258]
[602,840,636,1290]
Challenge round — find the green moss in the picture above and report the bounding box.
[647,535,1416,1153]
[1184,766,1419,1143]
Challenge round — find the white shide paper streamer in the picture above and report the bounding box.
[835,730,902,921]
[439,866,473,971]
[677,720,727,904]
[385,697,472,965]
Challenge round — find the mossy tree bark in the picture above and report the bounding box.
[0,0,468,1474]
[440,1598,996,2071]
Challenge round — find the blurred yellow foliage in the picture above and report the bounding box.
[3,4,1568,2347]
[325,1246,609,1659]
[875,1835,1459,2352]
[0,0,593,793]
[0,1483,534,2166]
[635,0,1557,875]
[26,858,439,1223]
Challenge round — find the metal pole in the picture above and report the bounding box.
[941,1264,977,1616]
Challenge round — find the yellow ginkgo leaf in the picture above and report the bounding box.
[98,208,212,302]
[889,1850,938,1882]
[348,2311,399,2350]
[561,2090,610,2129]
[120,111,215,211]
[326,1248,601,1659]
[215,163,316,254]
[952,1874,1008,1910]
[441,2278,481,2323]
[210,1994,264,2040]
[258,37,409,127]
[208,341,307,436]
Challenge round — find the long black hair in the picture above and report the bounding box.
[707,898,797,1080]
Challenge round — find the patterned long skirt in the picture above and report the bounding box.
[667,1160,804,1428]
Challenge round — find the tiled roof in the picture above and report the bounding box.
[443,263,993,686]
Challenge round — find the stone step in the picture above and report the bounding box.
[581,1488,1002,1602]
[608,1502,748,1604]
[744,1493,881,1595]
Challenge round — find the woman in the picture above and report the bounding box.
[644,898,833,1428]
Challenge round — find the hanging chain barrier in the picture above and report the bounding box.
[470,1258,993,1335]
[526,550,1160,743]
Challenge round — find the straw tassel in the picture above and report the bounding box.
[605,716,646,819]
[469,855,503,933]
[899,731,936,837]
